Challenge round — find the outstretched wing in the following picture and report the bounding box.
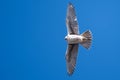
[65,44,79,75]
[66,3,79,34]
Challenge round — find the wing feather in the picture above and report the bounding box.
[65,44,79,75]
[66,3,79,34]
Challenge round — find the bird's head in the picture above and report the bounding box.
[65,36,67,40]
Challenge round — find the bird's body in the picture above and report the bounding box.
[65,2,92,75]
[65,34,84,44]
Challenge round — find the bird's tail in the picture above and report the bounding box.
[80,30,92,49]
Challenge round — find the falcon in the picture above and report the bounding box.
[65,3,92,75]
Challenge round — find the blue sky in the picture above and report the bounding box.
[0,0,120,80]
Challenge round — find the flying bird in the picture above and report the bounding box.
[65,3,92,75]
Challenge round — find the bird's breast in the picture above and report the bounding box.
[67,35,82,44]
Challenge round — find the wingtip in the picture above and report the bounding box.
[68,2,73,7]
[67,66,75,76]
[68,2,72,5]
[67,71,74,76]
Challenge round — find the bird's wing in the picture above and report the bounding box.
[66,3,79,34]
[65,44,79,75]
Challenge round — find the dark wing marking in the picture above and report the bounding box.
[65,44,79,75]
[66,3,79,34]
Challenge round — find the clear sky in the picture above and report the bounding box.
[0,0,120,80]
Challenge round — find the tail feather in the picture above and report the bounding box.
[80,30,92,49]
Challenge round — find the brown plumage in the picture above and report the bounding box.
[65,3,92,75]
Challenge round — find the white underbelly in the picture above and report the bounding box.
[67,35,83,44]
